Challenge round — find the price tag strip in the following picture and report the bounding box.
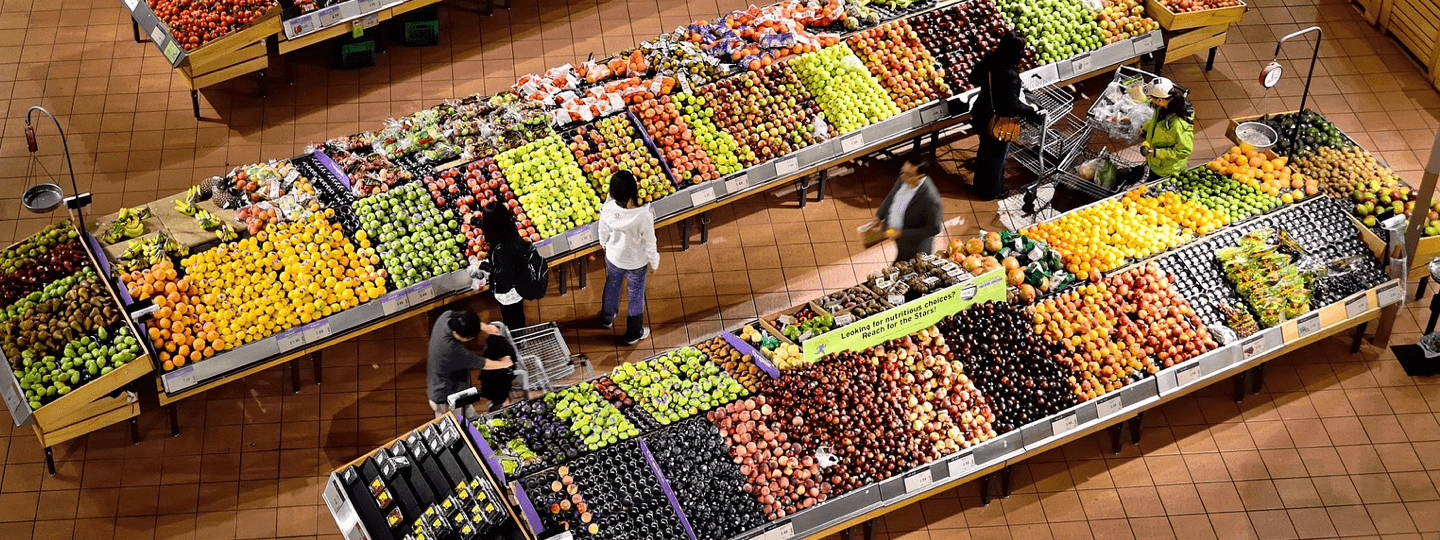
[1345,293,1369,318]
[690,186,717,207]
[1096,394,1123,419]
[947,453,976,478]
[567,226,595,247]
[1051,413,1077,436]
[903,469,933,493]
[1296,312,1321,339]
[725,173,750,194]
[775,157,800,177]
[841,134,865,153]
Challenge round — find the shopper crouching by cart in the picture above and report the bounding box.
[426,309,517,418]
[969,30,1043,201]
[1139,77,1195,180]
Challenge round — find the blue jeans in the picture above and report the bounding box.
[600,260,647,321]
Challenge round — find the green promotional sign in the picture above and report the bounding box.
[802,268,1008,362]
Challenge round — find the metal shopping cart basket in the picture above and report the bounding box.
[1053,65,1188,198]
[1004,84,1093,212]
[505,321,593,393]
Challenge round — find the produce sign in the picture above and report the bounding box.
[846,19,952,111]
[496,135,602,239]
[801,268,1006,362]
[992,0,1104,66]
[790,44,902,133]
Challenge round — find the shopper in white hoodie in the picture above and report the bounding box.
[595,171,660,345]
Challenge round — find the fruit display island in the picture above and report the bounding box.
[80,0,1183,411]
[321,118,1410,540]
[0,221,155,473]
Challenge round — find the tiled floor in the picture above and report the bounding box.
[2,0,1440,538]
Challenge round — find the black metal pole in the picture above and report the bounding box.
[1272,26,1322,156]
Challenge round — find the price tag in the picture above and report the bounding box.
[410,283,436,305]
[1377,282,1402,306]
[903,469,933,493]
[318,5,342,26]
[1175,364,1201,387]
[323,478,347,514]
[552,532,575,540]
[1241,334,1266,360]
[288,15,316,37]
[277,329,306,352]
[764,522,795,540]
[725,173,750,194]
[124,0,140,10]
[163,366,198,393]
[150,26,167,44]
[567,226,595,246]
[888,294,906,306]
[1345,295,1368,318]
[948,453,976,477]
[834,313,855,326]
[1097,395,1122,418]
[920,104,945,124]
[1297,313,1321,338]
[1070,53,1092,74]
[1051,413,1077,436]
[358,0,382,12]
[690,187,717,207]
[361,13,379,29]
[304,321,333,344]
[775,157,799,176]
[841,134,865,153]
[342,525,365,540]
[381,290,411,315]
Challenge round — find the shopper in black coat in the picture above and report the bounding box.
[480,201,533,330]
[875,156,944,263]
[969,30,1043,201]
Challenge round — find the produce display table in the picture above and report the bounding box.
[276,0,449,54]
[0,224,156,475]
[1146,0,1246,73]
[1375,0,1440,90]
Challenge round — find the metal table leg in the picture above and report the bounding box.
[578,257,588,289]
[1415,276,1429,301]
[1129,411,1146,446]
[1205,47,1218,72]
[1427,290,1440,334]
[131,418,141,445]
[797,177,809,208]
[191,90,201,119]
[680,219,691,251]
[815,170,827,202]
[290,360,301,394]
[169,404,180,437]
[132,20,143,43]
[1351,322,1367,354]
[1110,424,1123,454]
[45,447,55,476]
[699,213,710,245]
[558,264,568,295]
[1250,363,1265,395]
[1232,373,1247,403]
[979,473,993,505]
[1000,465,1013,497]
[313,352,323,385]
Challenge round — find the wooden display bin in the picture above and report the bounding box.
[172,7,282,118]
[1356,0,1389,24]
[1377,0,1440,90]
[1144,0,1247,30]
[1,223,158,474]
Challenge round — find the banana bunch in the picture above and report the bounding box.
[174,197,198,217]
[215,223,238,242]
[193,210,222,231]
[100,206,151,244]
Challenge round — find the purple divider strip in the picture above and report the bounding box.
[627,109,684,189]
[722,331,780,378]
[80,228,138,306]
[313,150,353,190]
[461,417,508,484]
[509,479,546,537]
[638,439,699,540]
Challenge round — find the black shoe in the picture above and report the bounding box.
[595,314,614,329]
[620,314,648,345]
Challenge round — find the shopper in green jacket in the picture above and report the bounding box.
[1139,78,1195,179]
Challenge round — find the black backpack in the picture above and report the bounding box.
[514,243,549,300]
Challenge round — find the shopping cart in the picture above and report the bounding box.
[1052,65,1186,198]
[505,321,593,393]
[1005,84,1093,213]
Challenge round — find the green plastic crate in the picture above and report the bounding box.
[339,40,376,70]
[404,20,439,47]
